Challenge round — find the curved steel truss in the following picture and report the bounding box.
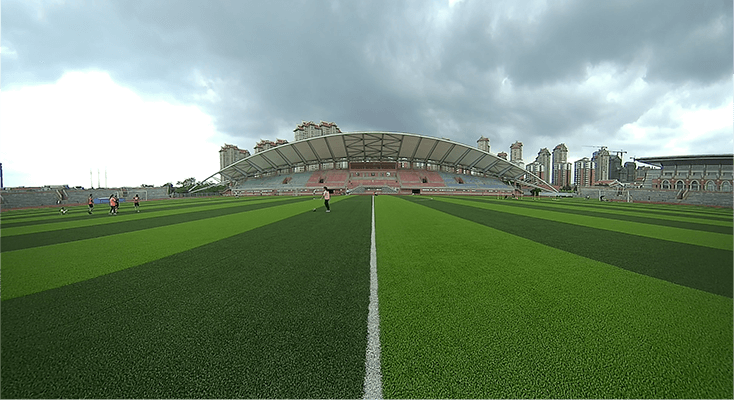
[197,131,556,192]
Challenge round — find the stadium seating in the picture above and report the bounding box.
[1,190,60,210]
[438,172,511,190]
[324,170,349,187]
[347,170,400,190]
[576,187,733,208]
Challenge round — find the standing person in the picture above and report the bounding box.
[88,194,94,214]
[320,186,331,213]
[133,194,140,212]
[109,194,116,215]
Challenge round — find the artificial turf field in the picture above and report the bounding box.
[1,194,732,398]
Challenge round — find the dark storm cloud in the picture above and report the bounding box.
[2,0,731,158]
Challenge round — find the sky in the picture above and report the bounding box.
[1,0,732,188]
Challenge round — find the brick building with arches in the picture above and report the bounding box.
[636,155,733,193]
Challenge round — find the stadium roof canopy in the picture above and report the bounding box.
[635,154,733,167]
[198,131,555,192]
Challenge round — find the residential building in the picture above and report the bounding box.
[554,162,572,188]
[526,161,545,181]
[294,121,342,141]
[574,157,595,187]
[219,144,251,170]
[608,154,623,181]
[254,139,288,154]
[592,147,610,183]
[619,161,637,183]
[535,148,551,181]
[552,143,569,185]
[510,141,524,168]
[477,136,490,153]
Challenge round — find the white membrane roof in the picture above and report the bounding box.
[202,131,555,191]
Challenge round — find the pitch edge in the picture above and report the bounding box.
[363,195,383,399]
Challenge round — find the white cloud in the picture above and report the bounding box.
[0,70,224,188]
[615,88,732,156]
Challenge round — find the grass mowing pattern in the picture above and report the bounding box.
[1,197,345,300]
[1,196,372,399]
[0,197,274,230]
[435,197,732,251]
[376,195,732,399]
[3,194,732,398]
[1,196,257,229]
[409,196,733,298]
[456,196,733,234]
[1,197,308,250]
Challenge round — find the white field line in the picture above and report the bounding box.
[363,195,383,399]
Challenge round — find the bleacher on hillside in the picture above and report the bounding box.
[577,187,733,208]
[1,186,173,210]
[1,190,61,210]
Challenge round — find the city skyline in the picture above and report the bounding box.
[1,0,731,188]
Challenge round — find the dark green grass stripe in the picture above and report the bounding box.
[1,197,310,252]
[454,197,733,234]
[405,197,733,298]
[1,195,372,399]
[535,197,733,222]
[0,197,299,239]
[0,197,225,225]
[1,196,283,228]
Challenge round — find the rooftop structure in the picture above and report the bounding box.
[294,121,342,141]
[199,131,555,193]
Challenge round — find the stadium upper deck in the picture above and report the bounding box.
[197,131,556,194]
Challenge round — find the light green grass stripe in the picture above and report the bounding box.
[0,197,258,228]
[0,197,296,237]
[562,197,732,215]
[375,195,732,399]
[1,197,345,300]
[440,197,732,251]
[490,198,733,227]
[0,197,218,226]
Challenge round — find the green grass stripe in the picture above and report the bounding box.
[457,197,733,234]
[1,196,296,230]
[407,196,732,298]
[1,196,372,398]
[1,197,310,252]
[439,197,732,251]
[375,195,732,399]
[536,197,733,222]
[1,197,346,300]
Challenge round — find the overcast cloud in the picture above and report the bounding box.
[1,0,731,187]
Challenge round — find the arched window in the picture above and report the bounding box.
[662,180,671,189]
[675,180,685,190]
[690,180,700,191]
[722,181,732,192]
[705,181,717,191]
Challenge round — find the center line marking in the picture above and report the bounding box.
[363,194,383,399]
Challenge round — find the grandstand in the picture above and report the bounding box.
[575,154,734,208]
[198,131,553,197]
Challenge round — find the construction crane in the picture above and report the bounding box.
[583,146,627,158]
